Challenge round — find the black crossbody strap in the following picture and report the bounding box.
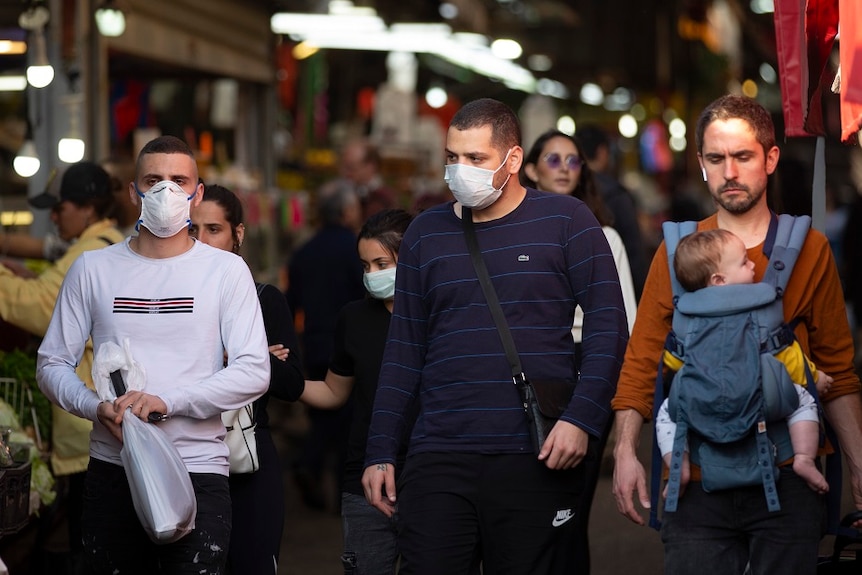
[461,207,523,380]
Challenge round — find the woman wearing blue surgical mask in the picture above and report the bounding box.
[522,130,637,575]
[301,208,413,575]
[189,184,305,575]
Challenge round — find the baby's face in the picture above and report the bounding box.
[716,235,756,286]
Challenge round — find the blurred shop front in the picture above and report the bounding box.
[1,0,280,278]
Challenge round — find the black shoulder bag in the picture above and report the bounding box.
[461,207,574,455]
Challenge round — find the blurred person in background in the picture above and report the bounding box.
[578,124,649,299]
[286,180,365,511]
[341,138,398,220]
[301,208,414,575]
[0,161,124,574]
[522,129,636,575]
[191,184,305,575]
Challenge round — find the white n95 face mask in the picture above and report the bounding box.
[135,180,196,238]
[363,267,397,300]
[444,149,512,210]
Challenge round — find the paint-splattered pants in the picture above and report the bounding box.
[81,458,232,574]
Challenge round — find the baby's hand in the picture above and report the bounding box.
[815,370,833,396]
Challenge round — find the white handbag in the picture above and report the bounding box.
[222,403,259,473]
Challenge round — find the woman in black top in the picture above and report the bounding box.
[301,208,413,575]
[190,184,305,575]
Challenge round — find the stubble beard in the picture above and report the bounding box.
[712,183,765,215]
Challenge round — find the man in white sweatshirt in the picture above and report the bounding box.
[37,135,270,575]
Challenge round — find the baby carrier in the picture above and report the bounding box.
[648,214,821,529]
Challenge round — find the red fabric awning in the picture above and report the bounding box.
[773,0,839,137]
[839,0,862,143]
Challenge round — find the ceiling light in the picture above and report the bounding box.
[557,116,576,135]
[527,54,552,72]
[490,38,522,60]
[759,62,777,84]
[94,1,127,37]
[59,95,85,163]
[579,83,604,106]
[618,114,639,138]
[668,118,687,138]
[750,0,774,14]
[0,40,27,55]
[0,76,27,91]
[26,62,53,89]
[19,6,54,89]
[425,85,448,109]
[13,140,40,178]
[439,3,458,19]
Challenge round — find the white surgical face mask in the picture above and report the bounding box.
[135,180,196,238]
[444,149,512,210]
[363,267,396,300]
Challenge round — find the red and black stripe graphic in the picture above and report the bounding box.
[113,297,194,314]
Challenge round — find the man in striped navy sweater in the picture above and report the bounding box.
[362,98,629,574]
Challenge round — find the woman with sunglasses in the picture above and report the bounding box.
[190,184,305,575]
[522,129,636,575]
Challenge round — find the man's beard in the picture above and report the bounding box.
[711,181,765,214]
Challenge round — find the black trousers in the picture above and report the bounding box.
[396,452,585,575]
[81,458,232,575]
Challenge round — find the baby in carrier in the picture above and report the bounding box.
[656,228,831,496]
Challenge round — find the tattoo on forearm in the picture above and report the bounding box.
[377,463,388,471]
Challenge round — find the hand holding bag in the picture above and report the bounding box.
[92,345,197,545]
[461,208,574,455]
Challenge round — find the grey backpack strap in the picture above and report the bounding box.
[662,220,698,302]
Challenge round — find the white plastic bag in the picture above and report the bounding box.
[222,404,258,473]
[93,340,197,544]
[92,339,147,400]
[120,408,197,543]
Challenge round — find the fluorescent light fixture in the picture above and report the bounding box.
[271,12,385,36]
[271,10,544,95]
[0,211,34,226]
[0,76,27,91]
[0,40,27,55]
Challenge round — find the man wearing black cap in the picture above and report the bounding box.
[0,160,123,571]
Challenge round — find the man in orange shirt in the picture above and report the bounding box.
[611,95,862,575]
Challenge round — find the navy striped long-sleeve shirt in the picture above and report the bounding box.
[365,189,629,465]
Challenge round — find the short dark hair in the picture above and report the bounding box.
[574,124,608,161]
[358,208,413,259]
[136,135,197,179]
[673,228,737,292]
[695,95,776,155]
[450,98,521,156]
[202,184,245,249]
